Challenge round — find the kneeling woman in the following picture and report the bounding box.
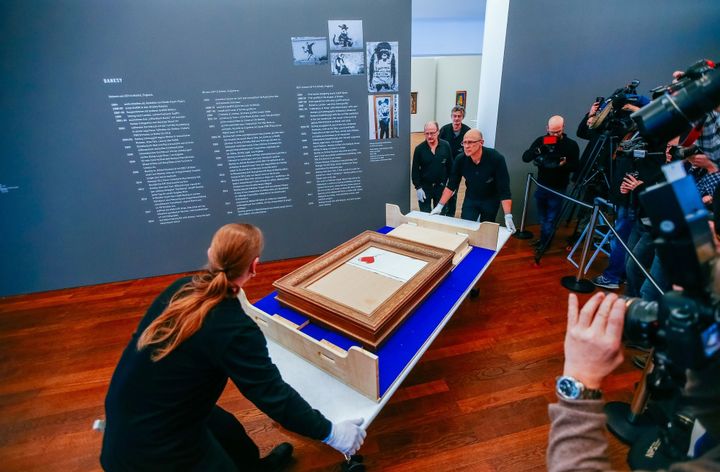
[101,223,364,471]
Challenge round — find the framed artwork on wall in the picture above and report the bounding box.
[455,90,467,108]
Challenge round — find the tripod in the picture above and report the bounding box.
[533,131,618,264]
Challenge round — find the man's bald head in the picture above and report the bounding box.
[465,129,483,141]
[547,115,564,136]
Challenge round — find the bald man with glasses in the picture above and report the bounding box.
[431,129,515,232]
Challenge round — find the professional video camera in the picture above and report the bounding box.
[590,80,646,133]
[632,59,720,144]
[532,135,563,168]
[614,135,666,162]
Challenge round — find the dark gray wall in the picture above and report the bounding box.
[496,0,720,225]
[0,0,411,296]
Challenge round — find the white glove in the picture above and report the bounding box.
[416,188,426,203]
[504,214,517,233]
[430,203,444,215]
[323,418,366,456]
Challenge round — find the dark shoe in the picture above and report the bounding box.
[591,275,620,290]
[259,442,293,472]
[625,340,652,352]
[632,354,648,370]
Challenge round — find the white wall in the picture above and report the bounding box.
[410,55,482,132]
[411,18,484,56]
[435,55,481,129]
[410,57,437,132]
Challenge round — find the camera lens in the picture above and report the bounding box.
[624,298,659,345]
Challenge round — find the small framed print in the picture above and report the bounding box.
[410,91,417,114]
[273,231,453,350]
[455,90,467,108]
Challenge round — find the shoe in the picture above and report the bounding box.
[259,442,293,471]
[591,275,620,290]
[625,340,652,352]
[632,354,648,370]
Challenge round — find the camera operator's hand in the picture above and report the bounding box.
[619,174,643,194]
[563,292,626,389]
[588,102,600,117]
[621,103,640,113]
[688,153,717,172]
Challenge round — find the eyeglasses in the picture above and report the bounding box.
[462,140,482,146]
[424,131,438,136]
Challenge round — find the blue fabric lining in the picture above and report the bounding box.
[252,225,495,397]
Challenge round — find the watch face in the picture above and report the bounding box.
[557,377,581,399]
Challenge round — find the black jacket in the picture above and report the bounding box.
[522,134,580,190]
[101,277,330,470]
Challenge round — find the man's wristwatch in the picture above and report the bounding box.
[556,375,602,400]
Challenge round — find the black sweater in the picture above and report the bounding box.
[447,147,512,201]
[101,277,331,470]
[521,134,579,190]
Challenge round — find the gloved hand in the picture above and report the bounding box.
[430,203,444,215]
[323,418,366,456]
[416,188,426,203]
[504,213,517,233]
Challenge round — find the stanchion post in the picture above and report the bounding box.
[560,203,598,293]
[514,173,534,240]
[605,351,656,444]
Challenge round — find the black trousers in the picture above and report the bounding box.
[461,198,500,223]
[198,406,262,472]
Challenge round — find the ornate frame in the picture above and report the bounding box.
[273,231,454,350]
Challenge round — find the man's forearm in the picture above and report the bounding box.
[501,199,512,215]
[438,187,455,205]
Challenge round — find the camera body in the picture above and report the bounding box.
[534,135,562,168]
[668,144,701,162]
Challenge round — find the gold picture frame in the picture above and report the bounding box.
[273,231,454,350]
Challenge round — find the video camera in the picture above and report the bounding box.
[668,144,702,162]
[590,80,646,133]
[632,59,720,145]
[620,59,720,377]
[533,135,563,168]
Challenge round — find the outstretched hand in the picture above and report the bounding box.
[563,292,626,389]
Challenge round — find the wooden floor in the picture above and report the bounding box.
[0,225,638,471]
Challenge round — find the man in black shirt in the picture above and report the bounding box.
[439,106,471,217]
[412,121,453,213]
[431,129,516,232]
[522,115,579,249]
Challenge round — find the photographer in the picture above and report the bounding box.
[522,115,579,251]
[547,292,720,471]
